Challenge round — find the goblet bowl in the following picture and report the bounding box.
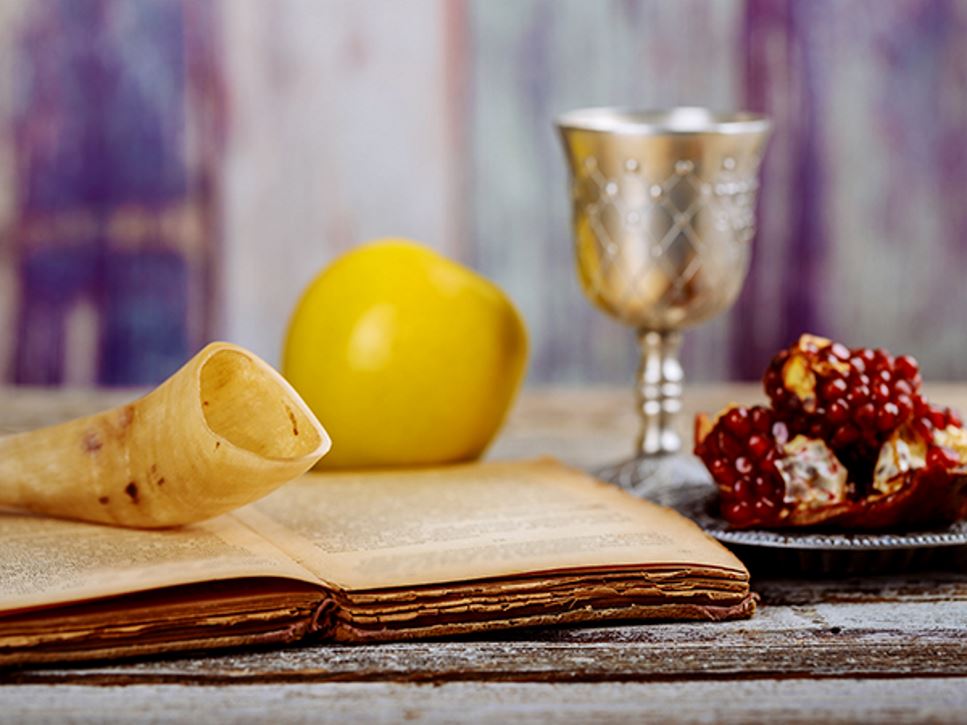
[557,107,771,494]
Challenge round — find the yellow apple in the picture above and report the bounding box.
[282,239,528,468]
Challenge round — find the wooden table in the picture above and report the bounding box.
[1,385,965,723]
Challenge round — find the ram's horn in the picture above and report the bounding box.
[0,342,331,528]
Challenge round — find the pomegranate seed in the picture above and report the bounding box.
[753,499,777,518]
[856,403,876,428]
[733,478,750,500]
[896,394,913,417]
[726,501,754,526]
[754,476,773,496]
[830,342,850,360]
[873,348,891,367]
[876,402,899,432]
[710,458,732,483]
[846,389,867,408]
[751,407,772,434]
[723,408,752,439]
[760,456,779,475]
[748,434,772,460]
[894,355,919,381]
[831,425,859,448]
[719,433,743,460]
[821,379,848,401]
[828,400,849,424]
[872,383,890,402]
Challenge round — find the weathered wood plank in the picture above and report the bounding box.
[6,579,965,685]
[1,386,964,695]
[468,0,745,384]
[3,383,964,469]
[0,679,965,724]
[0,383,724,467]
[755,573,967,606]
[218,0,457,367]
[0,387,140,434]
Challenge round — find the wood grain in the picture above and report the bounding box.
[4,382,962,468]
[467,0,744,385]
[0,386,964,721]
[218,0,456,366]
[5,2,967,388]
[3,573,964,686]
[0,680,964,724]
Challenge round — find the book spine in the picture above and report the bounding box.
[306,596,340,641]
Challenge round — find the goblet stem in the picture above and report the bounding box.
[635,330,684,456]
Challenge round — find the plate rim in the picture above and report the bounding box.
[667,483,967,552]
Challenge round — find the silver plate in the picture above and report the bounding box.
[665,481,967,551]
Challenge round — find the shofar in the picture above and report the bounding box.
[0,342,330,528]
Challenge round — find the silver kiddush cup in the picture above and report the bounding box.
[556,107,771,498]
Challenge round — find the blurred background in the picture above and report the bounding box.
[1,0,966,387]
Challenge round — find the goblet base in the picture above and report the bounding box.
[593,453,712,506]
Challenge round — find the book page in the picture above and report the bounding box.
[237,458,747,591]
[0,510,319,613]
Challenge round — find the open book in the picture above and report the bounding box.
[0,459,753,665]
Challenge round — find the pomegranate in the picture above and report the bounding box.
[763,334,922,484]
[696,334,967,530]
[693,406,788,528]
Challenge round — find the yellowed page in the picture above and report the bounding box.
[0,510,319,613]
[236,458,746,590]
